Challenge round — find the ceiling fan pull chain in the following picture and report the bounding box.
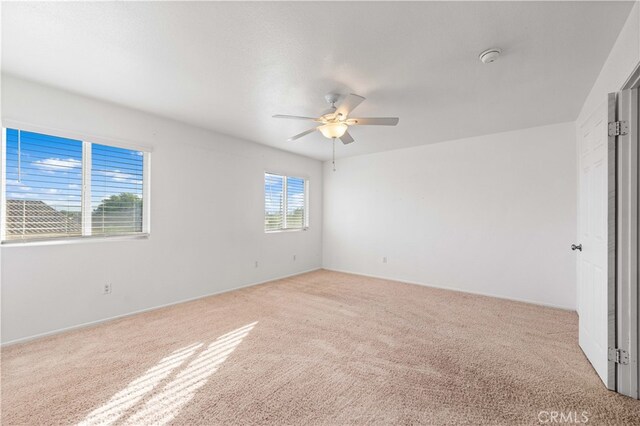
[332,138,336,172]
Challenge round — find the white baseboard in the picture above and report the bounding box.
[323,267,576,312]
[2,267,321,347]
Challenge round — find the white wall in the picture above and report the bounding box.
[577,2,639,126]
[0,75,323,344]
[323,122,577,310]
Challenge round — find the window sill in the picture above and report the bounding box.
[1,233,150,247]
[265,228,308,234]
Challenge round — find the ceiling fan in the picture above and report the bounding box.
[273,93,399,145]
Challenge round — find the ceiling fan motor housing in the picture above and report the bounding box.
[324,93,340,106]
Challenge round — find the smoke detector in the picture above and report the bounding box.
[479,48,502,64]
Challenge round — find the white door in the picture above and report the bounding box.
[577,98,614,388]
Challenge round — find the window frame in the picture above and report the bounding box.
[264,171,309,233]
[1,120,152,245]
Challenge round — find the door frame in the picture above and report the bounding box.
[609,66,640,399]
[606,93,617,390]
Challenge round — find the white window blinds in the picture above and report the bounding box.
[286,176,305,229]
[4,129,83,240]
[265,173,284,231]
[264,173,308,232]
[2,127,150,243]
[91,144,144,235]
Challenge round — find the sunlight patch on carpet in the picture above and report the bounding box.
[78,322,257,426]
[78,342,202,426]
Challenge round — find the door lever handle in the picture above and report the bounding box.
[571,244,582,252]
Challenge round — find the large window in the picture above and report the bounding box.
[264,173,308,232]
[1,128,150,242]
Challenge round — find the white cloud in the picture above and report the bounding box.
[7,192,30,199]
[288,192,305,206]
[95,169,141,184]
[7,180,32,190]
[6,180,33,199]
[105,170,133,182]
[33,157,81,171]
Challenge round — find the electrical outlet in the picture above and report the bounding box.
[254,261,259,268]
[382,257,387,264]
[103,284,112,295]
[293,254,296,261]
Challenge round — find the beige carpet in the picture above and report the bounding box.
[2,270,639,425]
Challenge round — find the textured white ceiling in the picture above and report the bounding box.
[1,1,634,160]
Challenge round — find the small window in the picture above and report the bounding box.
[1,127,150,243]
[264,173,308,232]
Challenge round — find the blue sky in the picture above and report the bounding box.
[5,129,143,212]
[265,173,284,215]
[264,174,305,215]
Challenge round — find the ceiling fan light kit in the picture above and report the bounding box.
[273,93,400,170]
[319,122,348,139]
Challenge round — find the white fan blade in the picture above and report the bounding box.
[336,94,365,118]
[287,127,319,141]
[273,114,319,121]
[346,117,399,126]
[340,131,355,145]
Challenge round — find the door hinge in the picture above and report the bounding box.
[608,347,629,365]
[608,121,629,137]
